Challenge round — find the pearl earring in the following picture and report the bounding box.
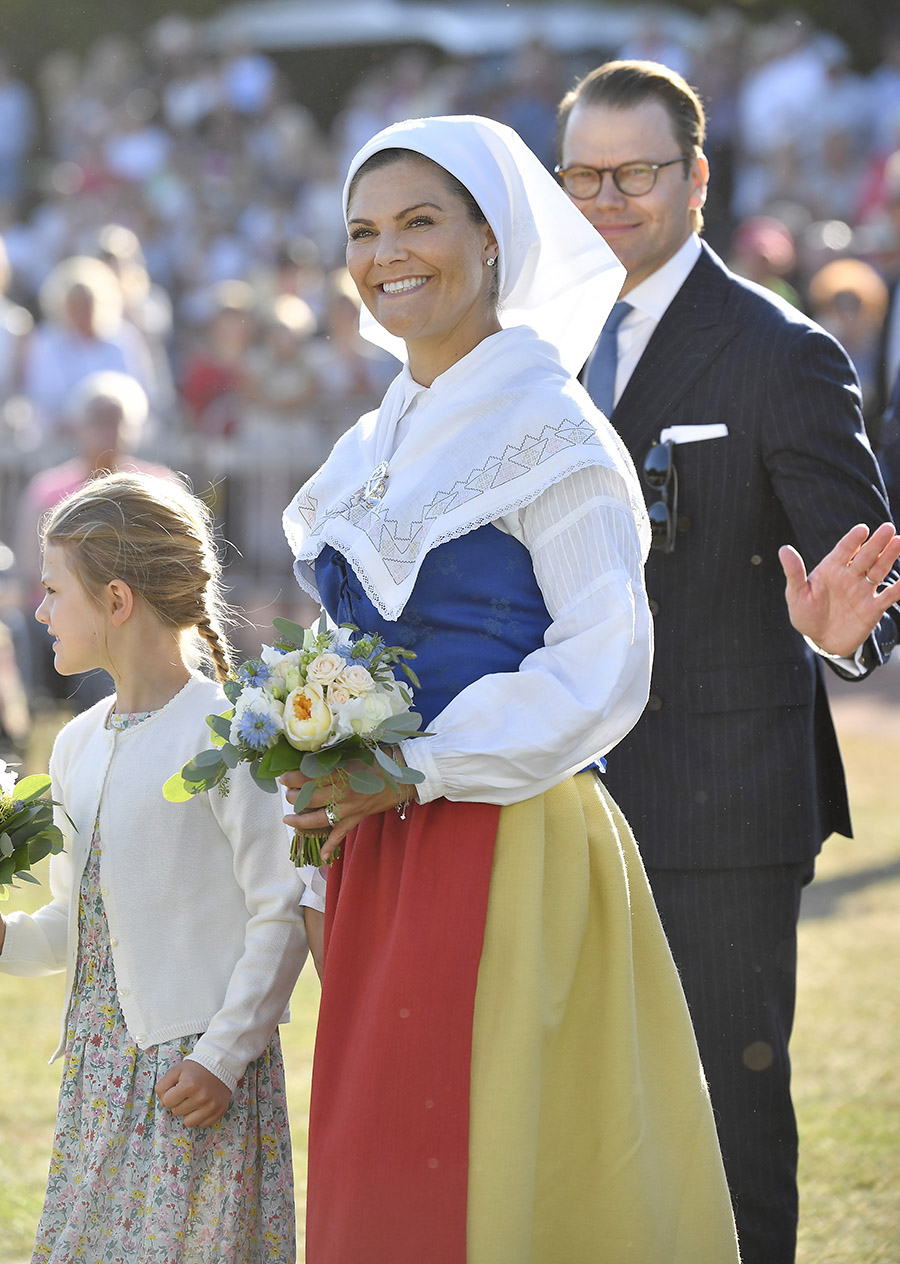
[486,256,497,268]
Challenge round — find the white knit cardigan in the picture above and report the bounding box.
[0,674,308,1092]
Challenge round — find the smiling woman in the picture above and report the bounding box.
[344,152,500,384]
[281,114,740,1264]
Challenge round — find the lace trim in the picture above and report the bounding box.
[295,450,631,622]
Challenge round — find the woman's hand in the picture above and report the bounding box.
[281,761,412,864]
[156,1059,232,1128]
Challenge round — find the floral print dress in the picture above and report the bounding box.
[32,710,296,1264]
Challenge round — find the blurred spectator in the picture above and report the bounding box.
[238,293,322,578]
[870,17,900,155]
[617,15,692,78]
[0,234,33,403]
[310,267,397,439]
[0,51,36,217]
[733,14,831,219]
[0,538,30,761]
[491,39,565,171]
[807,258,889,413]
[15,370,176,709]
[728,215,802,308]
[178,280,255,435]
[92,221,177,426]
[689,5,749,251]
[22,256,156,439]
[219,39,278,117]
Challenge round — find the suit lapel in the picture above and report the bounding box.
[613,245,741,454]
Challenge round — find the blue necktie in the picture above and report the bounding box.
[585,300,632,418]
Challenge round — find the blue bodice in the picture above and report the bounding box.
[315,524,553,729]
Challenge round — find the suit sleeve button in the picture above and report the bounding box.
[646,694,663,711]
[648,598,660,615]
[750,554,763,565]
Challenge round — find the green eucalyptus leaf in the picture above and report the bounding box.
[272,616,309,649]
[223,678,242,705]
[346,765,386,794]
[16,871,40,884]
[0,832,12,857]
[221,742,241,769]
[162,773,203,803]
[248,760,279,791]
[299,747,344,777]
[373,746,403,777]
[255,738,300,778]
[207,712,233,745]
[185,748,227,771]
[9,774,52,803]
[290,781,316,813]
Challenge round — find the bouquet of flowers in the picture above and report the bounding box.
[0,759,67,899]
[163,616,426,865]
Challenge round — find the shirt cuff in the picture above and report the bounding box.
[399,736,445,804]
[298,864,327,912]
[804,635,865,678]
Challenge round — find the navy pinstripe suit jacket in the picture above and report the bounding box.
[602,243,899,870]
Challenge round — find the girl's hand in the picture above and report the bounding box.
[304,906,325,982]
[156,1059,232,1127]
[281,763,412,864]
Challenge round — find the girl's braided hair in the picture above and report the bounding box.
[41,471,234,681]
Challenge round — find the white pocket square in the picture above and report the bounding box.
[659,423,729,444]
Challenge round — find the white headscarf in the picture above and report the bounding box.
[284,115,645,620]
[341,113,624,378]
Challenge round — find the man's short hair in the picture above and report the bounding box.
[557,60,707,232]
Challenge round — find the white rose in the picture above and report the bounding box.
[307,652,346,686]
[0,758,17,797]
[336,664,376,696]
[283,683,334,750]
[343,690,394,736]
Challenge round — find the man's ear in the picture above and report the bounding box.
[690,152,710,212]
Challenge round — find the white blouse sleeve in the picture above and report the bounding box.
[399,463,652,804]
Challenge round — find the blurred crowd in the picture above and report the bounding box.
[4,2,900,751]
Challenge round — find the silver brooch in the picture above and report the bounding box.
[356,461,389,506]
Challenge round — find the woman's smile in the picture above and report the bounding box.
[346,157,499,384]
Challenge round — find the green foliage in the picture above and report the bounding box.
[0,775,67,899]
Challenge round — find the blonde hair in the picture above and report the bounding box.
[41,471,234,681]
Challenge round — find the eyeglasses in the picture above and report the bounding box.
[554,157,690,200]
[642,441,678,553]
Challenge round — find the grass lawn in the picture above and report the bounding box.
[1,703,898,1262]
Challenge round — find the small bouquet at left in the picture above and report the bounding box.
[163,615,426,866]
[0,759,68,900]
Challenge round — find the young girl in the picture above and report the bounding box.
[0,471,307,1263]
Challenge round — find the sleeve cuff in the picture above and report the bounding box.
[298,864,327,912]
[399,736,445,804]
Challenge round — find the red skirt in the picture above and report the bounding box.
[305,798,499,1264]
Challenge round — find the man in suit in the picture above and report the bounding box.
[556,60,900,1264]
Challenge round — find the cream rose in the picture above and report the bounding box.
[283,683,334,750]
[343,690,395,736]
[307,652,346,686]
[327,684,352,708]
[336,664,376,696]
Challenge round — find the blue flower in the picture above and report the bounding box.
[236,709,280,751]
[237,659,271,688]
